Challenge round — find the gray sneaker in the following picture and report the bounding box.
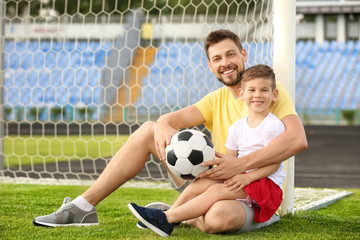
[33,197,99,227]
[136,202,171,229]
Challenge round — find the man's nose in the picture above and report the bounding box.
[221,57,230,67]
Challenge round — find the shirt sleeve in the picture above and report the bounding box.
[270,83,298,120]
[194,91,216,131]
[225,123,238,151]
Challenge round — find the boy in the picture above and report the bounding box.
[128,64,286,237]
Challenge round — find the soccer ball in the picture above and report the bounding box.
[166,129,215,180]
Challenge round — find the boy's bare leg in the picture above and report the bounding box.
[170,179,220,210]
[82,121,183,206]
[165,182,247,224]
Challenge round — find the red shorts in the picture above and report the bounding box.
[244,177,283,223]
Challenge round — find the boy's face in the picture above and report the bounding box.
[207,38,247,87]
[239,78,278,114]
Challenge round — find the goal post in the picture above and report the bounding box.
[273,0,296,216]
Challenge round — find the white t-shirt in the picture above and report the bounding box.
[225,113,286,189]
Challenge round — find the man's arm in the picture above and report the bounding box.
[155,105,205,161]
[200,114,308,179]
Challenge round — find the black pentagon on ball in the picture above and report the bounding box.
[177,131,193,141]
[181,174,196,180]
[167,150,177,166]
[188,149,203,165]
[203,135,214,148]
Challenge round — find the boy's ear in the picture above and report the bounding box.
[272,89,279,102]
[239,88,245,100]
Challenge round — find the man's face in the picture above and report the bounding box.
[207,38,247,87]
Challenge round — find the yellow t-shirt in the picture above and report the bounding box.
[194,83,297,155]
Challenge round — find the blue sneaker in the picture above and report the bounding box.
[128,203,175,237]
[136,202,171,229]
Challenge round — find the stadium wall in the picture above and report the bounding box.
[4,17,360,42]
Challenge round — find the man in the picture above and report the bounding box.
[33,29,307,233]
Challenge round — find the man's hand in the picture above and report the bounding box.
[199,151,245,179]
[224,174,251,193]
[154,121,178,162]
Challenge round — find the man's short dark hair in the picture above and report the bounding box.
[204,29,243,60]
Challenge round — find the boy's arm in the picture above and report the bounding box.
[224,163,281,192]
[224,149,280,192]
[243,163,280,183]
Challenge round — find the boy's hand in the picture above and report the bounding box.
[224,174,251,192]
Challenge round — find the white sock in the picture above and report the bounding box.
[71,196,94,212]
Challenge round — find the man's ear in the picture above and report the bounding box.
[207,60,214,73]
[241,48,248,62]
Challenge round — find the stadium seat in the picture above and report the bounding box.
[3,40,360,121]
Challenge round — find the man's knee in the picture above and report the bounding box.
[138,121,155,134]
[133,121,156,142]
[202,201,246,234]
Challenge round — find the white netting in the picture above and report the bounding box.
[294,188,353,212]
[0,0,273,182]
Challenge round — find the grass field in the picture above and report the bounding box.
[0,184,359,240]
[3,135,128,167]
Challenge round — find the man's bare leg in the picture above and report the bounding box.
[33,121,186,227]
[187,200,246,234]
[82,121,183,206]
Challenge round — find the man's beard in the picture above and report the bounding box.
[217,63,245,87]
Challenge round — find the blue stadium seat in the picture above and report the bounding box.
[3,39,360,121]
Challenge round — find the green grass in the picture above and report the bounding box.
[3,135,129,167]
[0,184,359,240]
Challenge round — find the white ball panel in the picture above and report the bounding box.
[187,129,205,137]
[168,165,181,177]
[174,158,193,175]
[202,145,215,162]
[167,163,181,178]
[173,141,192,158]
[166,134,179,152]
[188,135,207,151]
[191,164,209,178]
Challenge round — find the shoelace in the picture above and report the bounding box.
[56,197,72,214]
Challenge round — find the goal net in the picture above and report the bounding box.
[0,0,350,215]
[0,0,274,183]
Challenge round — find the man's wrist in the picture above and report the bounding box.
[240,154,251,172]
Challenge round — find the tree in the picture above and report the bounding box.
[5,0,265,21]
